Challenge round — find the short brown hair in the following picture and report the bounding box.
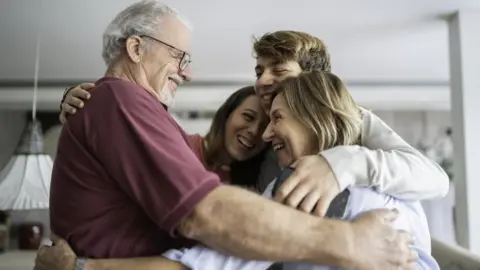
[253,30,332,72]
[274,70,362,152]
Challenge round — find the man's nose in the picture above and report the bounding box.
[180,65,192,82]
[256,72,275,88]
[262,122,274,142]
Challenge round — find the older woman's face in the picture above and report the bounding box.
[137,15,192,106]
[262,94,317,167]
[224,95,268,161]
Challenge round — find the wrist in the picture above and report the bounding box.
[309,219,355,268]
[327,221,357,269]
[76,258,91,270]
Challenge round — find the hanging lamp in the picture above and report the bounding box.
[0,0,52,211]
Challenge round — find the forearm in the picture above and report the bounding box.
[85,257,189,270]
[178,185,351,266]
[322,145,449,200]
[321,109,449,200]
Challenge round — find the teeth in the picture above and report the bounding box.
[262,94,271,101]
[238,136,253,148]
[273,144,284,151]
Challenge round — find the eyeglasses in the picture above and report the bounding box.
[140,35,191,71]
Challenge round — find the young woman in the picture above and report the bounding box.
[186,86,269,188]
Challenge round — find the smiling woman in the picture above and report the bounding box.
[201,85,269,188]
[262,70,362,167]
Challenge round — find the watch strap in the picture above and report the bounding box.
[75,257,88,270]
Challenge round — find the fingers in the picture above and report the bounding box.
[59,112,67,125]
[50,232,61,242]
[368,208,400,223]
[65,94,87,109]
[385,230,417,268]
[61,102,78,115]
[71,87,92,100]
[282,182,313,208]
[312,192,336,217]
[298,191,321,213]
[288,156,310,170]
[407,246,419,262]
[78,83,95,91]
[37,243,48,255]
[399,230,415,246]
[289,159,300,169]
[383,208,400,223]
[273,169,302,202]
[34,245,49,270]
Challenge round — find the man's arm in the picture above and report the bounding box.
[88,83,413,269]
[34,237,189,270]
[321,109,449,200]
[84,257,189,270]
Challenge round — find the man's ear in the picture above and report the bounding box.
[125,35,143,63]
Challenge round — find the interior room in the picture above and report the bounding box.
[0,0,479,269]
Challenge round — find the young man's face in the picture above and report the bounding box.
[254,57,302,114]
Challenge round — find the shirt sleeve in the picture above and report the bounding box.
[320,108,449,200]
[163,246,273,270]
[89,82,221,234]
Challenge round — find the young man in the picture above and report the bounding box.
[40,1,418,270]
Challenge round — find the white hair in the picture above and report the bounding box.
[102,0,192,66]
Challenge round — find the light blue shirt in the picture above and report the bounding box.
[163,181,440,270]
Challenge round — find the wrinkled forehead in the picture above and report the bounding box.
[155,15,192,54]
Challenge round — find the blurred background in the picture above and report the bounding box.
[0,0,479,268]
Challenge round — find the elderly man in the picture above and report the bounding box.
[41,1,423,270]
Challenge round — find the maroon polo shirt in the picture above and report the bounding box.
[50,77,221,258]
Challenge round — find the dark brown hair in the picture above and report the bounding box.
[253,30,332,72]
[204,86,268,190]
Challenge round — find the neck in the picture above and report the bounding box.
[203,139,233,168]
[105,60,162,101]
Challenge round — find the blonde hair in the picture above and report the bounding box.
[275,70,362,152]
[253,30,331,72]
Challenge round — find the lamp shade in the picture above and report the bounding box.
[0,120,52,210]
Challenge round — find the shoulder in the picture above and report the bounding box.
[187,134,204,153]
[93,77,143,97]
[93,77,163,112]
[187,134,204,146]
[187,134,206,163]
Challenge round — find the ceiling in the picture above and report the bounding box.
[0,0,479,84]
